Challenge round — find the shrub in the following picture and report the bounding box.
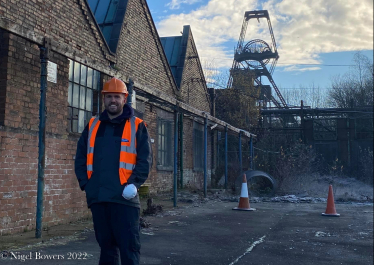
[359,148,373,186]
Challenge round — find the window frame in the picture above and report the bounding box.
[157,118,173,171]
[193,121,204,171]
[68,59,101,134]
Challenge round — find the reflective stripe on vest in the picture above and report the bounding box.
[87,117,101,179]
[87,116,142,185]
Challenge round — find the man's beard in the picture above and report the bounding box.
[105,104,123,115]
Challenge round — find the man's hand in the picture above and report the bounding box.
[122,184,137,200]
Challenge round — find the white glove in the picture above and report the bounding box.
[122,184,137,200]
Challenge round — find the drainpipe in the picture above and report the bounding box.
[249,136,253,170]
[252,140,255,170]
[36,39,49,238]
[225,125,228,190]
[204,115,208,198]
[347,119,350,168]
[300,100,304,142]
[209,88,216,179]
[173,110,178,207]
[239,131,242,174]
[179,113,183,189]
[127,78,134,107]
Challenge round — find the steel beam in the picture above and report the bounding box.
[204,116,208,198]
[173,110,178,207]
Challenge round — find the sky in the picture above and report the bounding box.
[147,0,373,98]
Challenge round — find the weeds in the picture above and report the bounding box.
[274,139,320,192]
[359,147,373,186]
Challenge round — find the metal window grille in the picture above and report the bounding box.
[313,119,337,141]
[68,59,101,133]
[194,121,204,169]
[355,118,373,139]
[157,119,173,167]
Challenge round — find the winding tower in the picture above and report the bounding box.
[227,10,287,109]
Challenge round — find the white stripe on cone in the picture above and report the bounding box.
[240,183,249,198]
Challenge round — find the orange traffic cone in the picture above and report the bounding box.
[322,185,340,217]
[233,174,256,211]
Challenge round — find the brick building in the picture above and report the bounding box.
[0,0,253,235]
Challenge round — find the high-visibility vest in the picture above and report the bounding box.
[86,116,143,185]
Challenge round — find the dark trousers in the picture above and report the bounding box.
[90,203,141,265]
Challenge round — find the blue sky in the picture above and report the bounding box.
[147,0,373,95]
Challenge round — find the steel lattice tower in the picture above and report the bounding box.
[227,10,287,109]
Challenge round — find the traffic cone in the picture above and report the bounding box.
[233,174,256,211]
[322,185,340,217]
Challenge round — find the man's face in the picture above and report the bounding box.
[104,93,127,116]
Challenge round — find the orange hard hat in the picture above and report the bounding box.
[102,77,128,95]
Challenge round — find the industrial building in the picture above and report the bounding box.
[0,0,253,235]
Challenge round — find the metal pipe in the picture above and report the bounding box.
[253,143,256,170]
[261,107,373,116]
[127,78,134,107]
[173,110,178,207]
[239,131,242,174]
[204,116,208,198]
[225,126,228,190]
[347,119,351,168]
[249,136,253,169]
[179,113,183,189]
[36,44,49,238]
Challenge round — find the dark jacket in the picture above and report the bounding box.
[75,104,152,208]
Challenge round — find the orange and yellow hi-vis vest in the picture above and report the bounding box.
[87,116,143,185]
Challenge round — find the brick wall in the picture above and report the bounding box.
[0,128,38,235]
[0,0,112,64]
[0,29,8,125]
[180,117,212,189]
[179,27,211,113]
[0,32,90,235]
[115,0,178,95]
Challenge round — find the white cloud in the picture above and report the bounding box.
[166,0,202,10]
[283,66,321,72]
[264,0,374,66]
[159,0,258,68]
[156,0,373,71]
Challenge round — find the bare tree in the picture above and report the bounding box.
[202,60,230,89]
[328,52,373,108]
[282,83,328,108]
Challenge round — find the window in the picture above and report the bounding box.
[157,119,173,169]
[194,121,204,170]
[68,59,101,133]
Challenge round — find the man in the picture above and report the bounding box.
[75,77,152,265]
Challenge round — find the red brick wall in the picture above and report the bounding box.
[0,29,8,125]
[0,31,90,235]
[0,127,90,235]
[0,0,113,64]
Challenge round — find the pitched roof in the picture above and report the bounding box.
[160,36,182,87]
[160,26,190,90]
[87,0,128,53]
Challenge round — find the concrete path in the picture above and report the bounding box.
[1,201,373,265]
